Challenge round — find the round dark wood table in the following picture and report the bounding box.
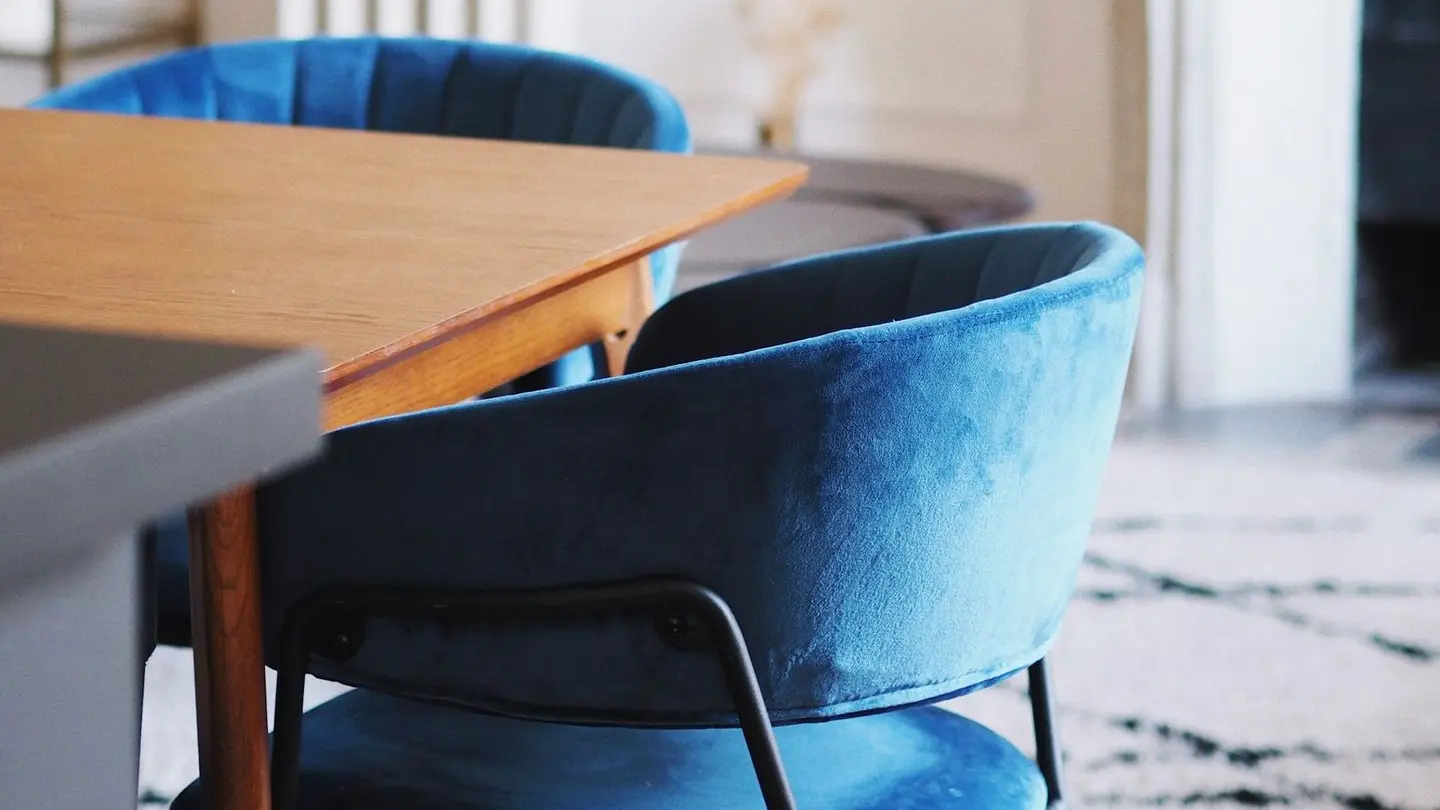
[769,150,1034,231]
[675,147,1034,293]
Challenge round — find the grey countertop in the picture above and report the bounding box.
[0,323,322,592]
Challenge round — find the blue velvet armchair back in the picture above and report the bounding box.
[30,36,691,383]
[252,223,1143,728]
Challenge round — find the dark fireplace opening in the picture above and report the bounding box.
[1356,0,1440,405]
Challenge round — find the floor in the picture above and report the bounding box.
[947,406,1440,810]
[126,406,1440,808]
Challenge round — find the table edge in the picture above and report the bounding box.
[323,162,809,390]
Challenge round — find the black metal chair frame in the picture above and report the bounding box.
[268,577,1066,810]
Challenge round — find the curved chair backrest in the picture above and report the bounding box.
[30,37,687,151]
[255,223,1144,727]
[30,36,691,383]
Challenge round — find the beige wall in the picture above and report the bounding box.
[532,0,1119,224]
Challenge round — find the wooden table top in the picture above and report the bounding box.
[0,109,806,379]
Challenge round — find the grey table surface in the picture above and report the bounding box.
[0,323,323,592]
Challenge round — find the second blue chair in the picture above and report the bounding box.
[163,222,1143,810]
[30,36,691,648]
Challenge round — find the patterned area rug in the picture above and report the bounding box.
[137,415,1440,808]
[950,426,1440,810]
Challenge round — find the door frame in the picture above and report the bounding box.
[1130,0,1363,409]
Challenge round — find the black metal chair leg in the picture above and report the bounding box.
[270,606,315,810]
[1028,658,1065,810]
[684,587,797,810]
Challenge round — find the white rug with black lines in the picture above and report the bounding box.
[951,432,1440,810]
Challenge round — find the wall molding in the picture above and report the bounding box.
[1110,0,1168,408]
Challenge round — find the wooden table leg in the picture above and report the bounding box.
[188,487,271,810]
[601,258,655,377]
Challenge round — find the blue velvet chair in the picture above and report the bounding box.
[163,222,1143,810]
[29,36,691,649]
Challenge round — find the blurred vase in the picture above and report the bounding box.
[737,0,843,152]
[757,113,797,151]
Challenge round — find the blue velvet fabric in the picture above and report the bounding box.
[170,691,1046,810]
[29,36,692,381]
[254,223,1143,726]
[151,512,192,648]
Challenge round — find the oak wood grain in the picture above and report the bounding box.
[187,489,270,810]
[0,109,806,381]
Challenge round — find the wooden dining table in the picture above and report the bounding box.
[0,107,806,810]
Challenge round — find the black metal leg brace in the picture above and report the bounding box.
[268,578,798,810]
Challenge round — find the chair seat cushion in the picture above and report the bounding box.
[173,690,1045,810]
